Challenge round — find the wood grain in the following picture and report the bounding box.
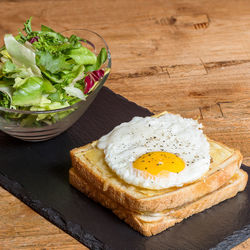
[0,187,87,250]
[0,0,249,249]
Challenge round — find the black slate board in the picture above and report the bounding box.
[0,87,249,250]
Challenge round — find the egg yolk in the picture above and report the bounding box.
[133,152,185,176]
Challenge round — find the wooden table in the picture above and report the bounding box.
[0,0,249,249]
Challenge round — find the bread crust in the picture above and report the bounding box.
[69,168,248,236]
[70,141,243,212]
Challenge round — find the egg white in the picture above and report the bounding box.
[97,113,210,189]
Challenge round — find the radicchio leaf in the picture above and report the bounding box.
[84,69,104,94]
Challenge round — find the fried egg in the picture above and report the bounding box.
[97,113,210,189]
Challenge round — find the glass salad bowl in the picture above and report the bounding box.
[0,29,111,141]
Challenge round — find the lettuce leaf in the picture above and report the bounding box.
[0,49,11,59]
[13,77,26,88]
[4,34,41,76]
[64,85,85,100]
[1,59,36,80]
[85,48,107,72]
[2,60,17,74]
[68,47,97,65]
[63,64,85,100]
[11,67,35,79]
[48,91,62,103]
[12,76,55,106]
[0,81,13,108]
[29,100,71,124]
[36,51,74,74]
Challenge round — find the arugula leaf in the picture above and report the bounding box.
[41,24,66,40]
[17,32,28,43]
[23,17,33,35]
[30,31,67,53]
[68,35,82,48]
[0,92,11,108]
[85,48,107,72]
[41,24,56,33]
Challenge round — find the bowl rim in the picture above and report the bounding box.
[0,28,111,114]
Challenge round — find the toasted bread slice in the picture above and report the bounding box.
[70,139,242,212]
[69,168,248,236]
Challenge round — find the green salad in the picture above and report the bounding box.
[0,18,109,125]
